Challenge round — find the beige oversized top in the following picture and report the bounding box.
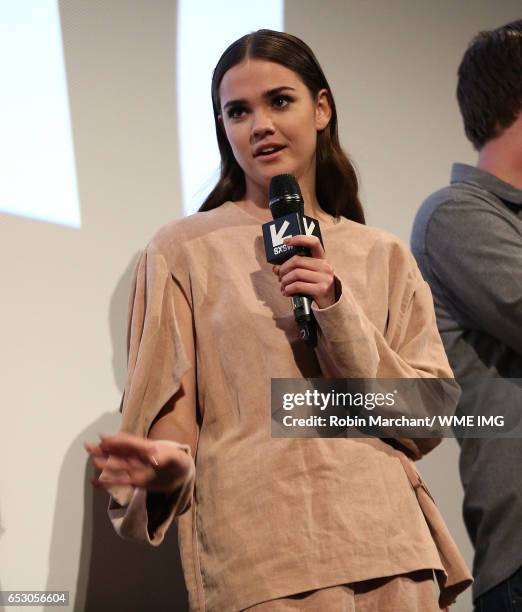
[103,201,472,611]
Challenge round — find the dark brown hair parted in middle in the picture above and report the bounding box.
[457,20,522,150]
[199,29,365,224]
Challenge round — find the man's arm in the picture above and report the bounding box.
[425,198,522,354]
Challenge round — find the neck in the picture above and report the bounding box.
[477,117,522,189]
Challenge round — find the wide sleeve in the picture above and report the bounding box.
[100,241,196,545]
[311,253,458,459]
[106,441,196,546]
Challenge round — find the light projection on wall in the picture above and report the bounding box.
[0,0,80,228]
[177,0,284,216]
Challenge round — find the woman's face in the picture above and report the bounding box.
[218,58,331,196]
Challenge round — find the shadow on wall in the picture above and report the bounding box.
[44,0,189,607]
[43,252,189,611]
[109,252,141,395]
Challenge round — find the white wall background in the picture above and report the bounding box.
[1,1,520,610]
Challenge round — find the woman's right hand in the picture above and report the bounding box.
[85,432,193,495]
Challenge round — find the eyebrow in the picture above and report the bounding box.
[222,86,296,111]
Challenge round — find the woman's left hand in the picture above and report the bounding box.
[272,235,336,309]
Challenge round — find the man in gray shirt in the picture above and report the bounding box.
[411,20,522,612]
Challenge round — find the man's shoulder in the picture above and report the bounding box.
[418,183,481,220]
[418,178,498,223]
[412,181,494,255]
[413,186,456,245]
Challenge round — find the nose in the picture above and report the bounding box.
[250,109,275,143]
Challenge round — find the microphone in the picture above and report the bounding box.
[262,174,323,347]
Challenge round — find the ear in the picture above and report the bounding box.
[315,89,332,131]
[217,113,227,134]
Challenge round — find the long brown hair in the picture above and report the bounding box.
[199,29,365,224]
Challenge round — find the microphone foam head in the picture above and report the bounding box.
[269,174,304,218]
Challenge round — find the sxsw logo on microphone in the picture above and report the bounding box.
[262,212,323,264]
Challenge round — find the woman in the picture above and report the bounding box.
[86,30,472,611]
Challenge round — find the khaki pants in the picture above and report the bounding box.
[243,569,448,611]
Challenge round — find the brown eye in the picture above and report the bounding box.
[273,95,292,109]
[227,106,246,120]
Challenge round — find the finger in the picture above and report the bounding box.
[98,469,153,489]
[99,433,157,462]
[92,454,132,473]
[283,280,324,298]
[84,442,108,458]
[278,255,324,277]
[280,268,323,289]
[97,441,147,461]
[92,474,132,488]
[283,235,325,259]
[91,456,106,472]
[89,455,108,471]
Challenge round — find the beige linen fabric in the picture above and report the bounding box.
[243,569,444,611]
[101,201,472,611]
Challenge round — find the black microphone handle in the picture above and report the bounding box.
[291,245,317,347]
[268,174,318,347]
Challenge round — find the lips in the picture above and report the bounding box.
[254,144,286,157]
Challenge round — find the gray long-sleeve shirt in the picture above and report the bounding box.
[411,163,522,602]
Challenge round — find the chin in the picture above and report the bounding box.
[261,165,298,181]
[246,164,301,192]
